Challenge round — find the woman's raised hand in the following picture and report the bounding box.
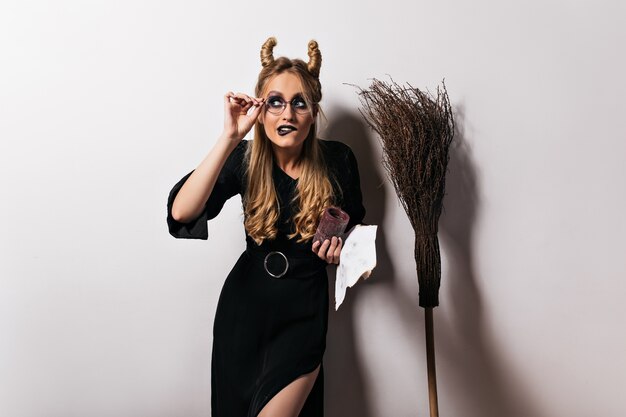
[223,92,265,142]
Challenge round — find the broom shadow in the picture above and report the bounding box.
[322,104,548,417]
[437,105,547,417]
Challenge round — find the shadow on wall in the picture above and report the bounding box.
[322,108,389,417]
[437,105,547,417]
[322,108,426,416]
[322,105,547,417]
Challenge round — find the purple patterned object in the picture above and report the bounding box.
[314,206,350,245]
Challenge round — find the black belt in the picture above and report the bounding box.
[245,245,327,279]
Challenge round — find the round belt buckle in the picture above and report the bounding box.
[264,251,289,278]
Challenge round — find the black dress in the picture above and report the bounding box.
[166,139,365,417]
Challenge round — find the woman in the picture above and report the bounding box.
[167,37,365,417]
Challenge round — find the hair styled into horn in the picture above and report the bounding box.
[307,40,322,78]
[260,37,277,68]
[260,37,322,79]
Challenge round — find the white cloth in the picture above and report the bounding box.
[335,225,378,310]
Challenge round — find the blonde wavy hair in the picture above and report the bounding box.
[243,37,336,245]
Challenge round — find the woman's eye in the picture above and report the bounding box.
[293,98,308,109]
[267,97,284,108]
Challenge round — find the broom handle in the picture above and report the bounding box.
[425,307,439,417]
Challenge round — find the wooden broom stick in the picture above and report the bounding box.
[426,307,439,417]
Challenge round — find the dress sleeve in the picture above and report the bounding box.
[166,143,244,239]
[340,145,366,231]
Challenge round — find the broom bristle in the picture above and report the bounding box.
[357,78,454,307]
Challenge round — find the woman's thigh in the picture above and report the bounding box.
[257,364,321,417]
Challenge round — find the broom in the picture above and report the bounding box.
[356,78,454,417]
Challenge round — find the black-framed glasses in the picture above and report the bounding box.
[264,95,312,115]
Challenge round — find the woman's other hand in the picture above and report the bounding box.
[223,92,265,141]
[312,236,342,264]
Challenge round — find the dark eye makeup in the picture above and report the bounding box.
[292,96,307,108]
[267,95,307,107]
[267,96,285,108]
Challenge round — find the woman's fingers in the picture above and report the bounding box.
[312,236,342,264]
[247,98,265,118]
[326,237,337,263]
[230,98,264,118]
[228,95,250,112]
[327,236,342,264]
[227,93,264,109]
[318,239,330,257]
[332,237,342,264]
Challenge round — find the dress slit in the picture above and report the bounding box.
[250,361,324,417]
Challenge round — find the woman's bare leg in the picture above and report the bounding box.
[257,364,321,417]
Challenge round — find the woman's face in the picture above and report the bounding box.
[259,72,315,153]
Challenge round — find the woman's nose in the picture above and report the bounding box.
[282,104,295,120]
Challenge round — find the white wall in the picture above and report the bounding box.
[2,1,625,416]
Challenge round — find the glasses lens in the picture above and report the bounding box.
[266,96,285,114]
[292,97,309,114]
